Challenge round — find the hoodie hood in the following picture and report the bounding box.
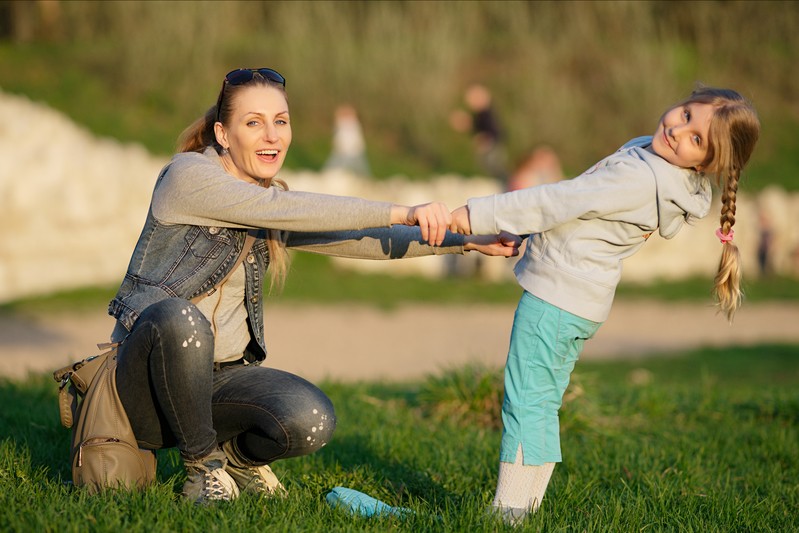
[622,136,712,239]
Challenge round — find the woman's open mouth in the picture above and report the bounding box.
[256,149,279,163]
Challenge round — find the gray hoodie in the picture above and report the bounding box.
[467,137,712,322]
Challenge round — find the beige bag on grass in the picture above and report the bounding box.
[53,231,258,492]
[54,346,156,493]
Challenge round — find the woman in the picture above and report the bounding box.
[108,68,519,504]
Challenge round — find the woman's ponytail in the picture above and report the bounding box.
[176,106,219,154]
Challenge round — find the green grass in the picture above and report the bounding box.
[2,252,797,316]
[1,344,797,531]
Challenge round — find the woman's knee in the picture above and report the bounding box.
[288,387,337,450]
[138,298,214,352]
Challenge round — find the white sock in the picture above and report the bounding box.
[492,445,555,513]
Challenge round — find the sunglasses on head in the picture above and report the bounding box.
[215,68,287,123]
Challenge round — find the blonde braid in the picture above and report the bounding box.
[681,87,759,322]
[713,169,742,321]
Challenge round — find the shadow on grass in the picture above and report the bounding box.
[0,375,183,489]
[0,375,70,482]
[316,432,456,507]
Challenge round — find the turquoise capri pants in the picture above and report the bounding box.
[500,291,601,466]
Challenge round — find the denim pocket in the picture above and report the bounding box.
[185,226,232,259]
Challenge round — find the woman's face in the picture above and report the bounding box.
[650,102,714,171]
[214,85,292,183]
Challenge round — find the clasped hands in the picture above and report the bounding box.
[392,202,519,257]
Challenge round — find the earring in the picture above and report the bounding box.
[221,147,229,155]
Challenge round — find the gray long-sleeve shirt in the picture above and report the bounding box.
[467,137,712,322]
[152,148,464,360]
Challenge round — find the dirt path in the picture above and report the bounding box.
[2,300,798,383]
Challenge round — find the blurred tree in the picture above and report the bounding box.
[1,0,64,42]
[0,0,795,188]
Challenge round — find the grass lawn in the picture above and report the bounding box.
[1,344,797,532]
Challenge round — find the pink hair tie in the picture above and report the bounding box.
[715,228,734,244]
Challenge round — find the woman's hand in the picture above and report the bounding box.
[449,205,472,235]
[463,231,522,257]
[391,202,451,246]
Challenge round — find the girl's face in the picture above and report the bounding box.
[650,102,715,171]
[214,85,292,183]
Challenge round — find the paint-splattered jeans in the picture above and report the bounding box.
[114,298,336,463]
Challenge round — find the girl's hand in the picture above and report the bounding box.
[449,205,472,235]
[390,202,452,246]
[464,231,522,257]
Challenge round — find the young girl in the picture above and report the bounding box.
[448,86,760,523]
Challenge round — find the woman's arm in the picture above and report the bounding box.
[286,227,520,259]
[286,226,463,259]
[390,202,452,246]
[153,152,450,244]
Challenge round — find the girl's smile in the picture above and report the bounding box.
[650,102,715,171]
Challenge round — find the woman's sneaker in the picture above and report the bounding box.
[222,440,286,496]
[182,448,240,504]
[225,462,286,496]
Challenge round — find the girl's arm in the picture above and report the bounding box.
[451,159,655,236]
[463,232,522,256]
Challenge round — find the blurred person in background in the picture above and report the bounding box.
[756,208,774,276]
[107,67,520,504]
[323,103,371,177]
[447,84,514,279]
[507,144,564,192]
[450,83,511,189]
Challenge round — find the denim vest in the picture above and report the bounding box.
[108,203,270,363]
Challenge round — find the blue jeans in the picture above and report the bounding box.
[115,298,336,463]
[500,291,601,465]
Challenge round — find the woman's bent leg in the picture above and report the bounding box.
[115,298,218,460]
[211,365,337,464]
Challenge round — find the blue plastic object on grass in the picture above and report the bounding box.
[326,486,413,518]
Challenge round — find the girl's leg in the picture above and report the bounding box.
[493,445,555,523]
[115,298,218,459]
[492,292,600,522]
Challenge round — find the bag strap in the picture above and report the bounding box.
[54,346,118,429]
[190,230,258,304]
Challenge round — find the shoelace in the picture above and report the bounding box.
[232,467,267,492]
[200,467,234,500]
[249,468,270,488]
